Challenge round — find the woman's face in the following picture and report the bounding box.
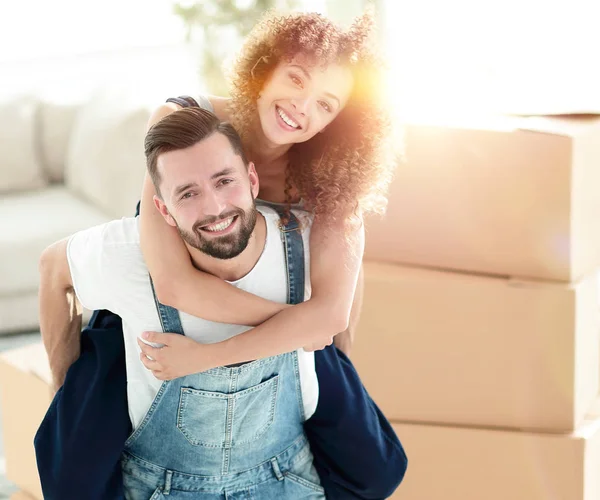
[256,54,354,146]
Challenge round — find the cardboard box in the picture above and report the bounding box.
[390,417,600,500]
[353,262,599,432]
[0,343,52,500]
[365,115,600,282]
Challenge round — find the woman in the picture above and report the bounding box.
[35,10,406,500]
[139,9,394,376]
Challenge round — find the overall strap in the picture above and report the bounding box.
[272,207,305,305]
[149,279,185,335]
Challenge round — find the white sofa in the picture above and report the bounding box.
[0,44,202,335]
[0,88,157,334]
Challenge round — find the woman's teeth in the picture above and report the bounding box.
[203,217,234,232]
[277,107,300,129]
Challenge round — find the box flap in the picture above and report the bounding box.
[406,112,600,138]
[10,491,37,500]
[516,115,600,137]
[0,343,52,385]
[500,87,600,117]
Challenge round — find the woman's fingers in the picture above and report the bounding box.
[139,351,160,370]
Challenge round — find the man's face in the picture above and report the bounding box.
[154,132,259,260]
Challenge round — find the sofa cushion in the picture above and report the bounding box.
[0,186,110,295]
[0,94,47,193]
[0,293,40,334]
[65,87,152,219]
[38,99,82,183]
[0,292,92,335]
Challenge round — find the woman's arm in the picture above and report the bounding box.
[139,215,364,376]
[213,215,364,361]
[332,263,364,357]
[140,174,289,325]
[140,104,288,326]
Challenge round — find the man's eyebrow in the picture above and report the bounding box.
[173,169,235,196]
[210,167,235,180]
[289,64,340,107]
[174,182,197,196]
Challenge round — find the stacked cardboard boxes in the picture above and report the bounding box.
[0,344,52,500]
[355,114,600,499]
[3,115,600,499]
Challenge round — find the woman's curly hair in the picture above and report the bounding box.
[227,9,395,223]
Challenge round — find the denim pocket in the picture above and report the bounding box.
[122,468,164,500]
[177,374,279,447]
[284,445,325,495]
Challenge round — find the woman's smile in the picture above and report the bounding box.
[275,105,302,131]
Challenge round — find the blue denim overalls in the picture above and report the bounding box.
[34,97,408,500]
[120,210,326,499]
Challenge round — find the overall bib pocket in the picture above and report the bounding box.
[177,374,280,447]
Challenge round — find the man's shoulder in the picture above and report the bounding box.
[67,217,141,264]
[92,217,141,247]
[65,217,147,311]
[111,216,140,240]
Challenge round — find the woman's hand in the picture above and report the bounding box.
[137,331,218,380]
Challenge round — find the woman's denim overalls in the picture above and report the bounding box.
[121,210,326,500]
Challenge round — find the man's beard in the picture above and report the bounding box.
[175,202,257,260]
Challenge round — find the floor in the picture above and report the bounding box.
[0,331,42,498]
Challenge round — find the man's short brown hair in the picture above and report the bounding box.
[145,107,248,197]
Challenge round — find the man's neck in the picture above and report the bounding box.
[185,212,267,282]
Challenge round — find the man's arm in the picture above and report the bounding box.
[38,239,82,394]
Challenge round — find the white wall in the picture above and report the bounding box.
[381,0,600,116]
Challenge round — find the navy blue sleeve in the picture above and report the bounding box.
[165,96,200,108]
[35,311,130,500]
[306,345,408,499]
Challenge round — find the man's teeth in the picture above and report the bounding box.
[277,107,300,129]
[203,217,234,232]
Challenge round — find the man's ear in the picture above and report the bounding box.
[153,195,177,227]
[247,161,260,199]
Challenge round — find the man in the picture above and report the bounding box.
[37,108,406,499]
